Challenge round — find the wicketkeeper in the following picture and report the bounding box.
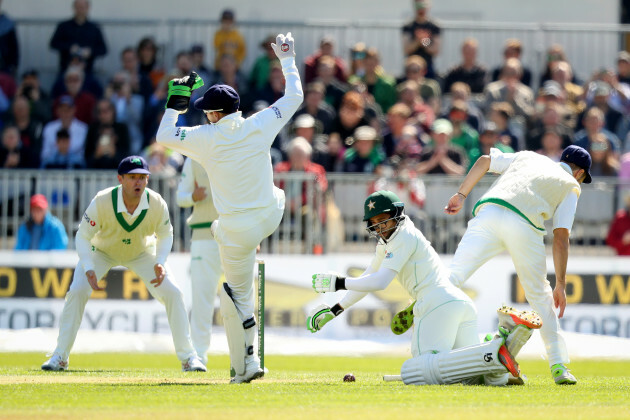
[156,33,303,383]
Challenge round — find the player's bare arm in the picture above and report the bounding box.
[552,227,570,318]
[445,155,490,214]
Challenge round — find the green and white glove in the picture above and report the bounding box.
[270,32,296,60]
[166,71,204,113]
[312,273,346,293]
[307,303,344,333]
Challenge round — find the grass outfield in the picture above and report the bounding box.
[1,353,629,419]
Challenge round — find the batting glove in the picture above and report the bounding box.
[166,71,204,113]
[307,303,344,333]
[270,32,296,60]
[312,273,346,293]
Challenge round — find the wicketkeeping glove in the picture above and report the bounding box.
[270,32,296,60]
[312,273,346,293]
[307,303,344,333]
[166,71,204,113]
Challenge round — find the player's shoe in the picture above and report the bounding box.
[391,300,416,335]
[182,356,207,372]
[230,356,264,384]
[497,344,520,378]
[497,305,542,332]
[507,373,527,385]
[551,363,577,385]
[41,354,68,371]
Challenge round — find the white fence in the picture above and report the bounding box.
[1,169,627,255]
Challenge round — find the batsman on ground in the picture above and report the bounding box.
[42,156,206,372]
[156,33,303,383]
[308,190,535,385]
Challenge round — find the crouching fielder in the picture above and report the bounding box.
[42,156,205,372]
[308,190,520,385]
[156,33,303,383]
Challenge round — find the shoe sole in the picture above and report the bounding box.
[498,345,520,378]
[555,378,578,385]
[498,306,542,329]
[231,369,264,384]
[507,373,527,385]
[41,366,67,371]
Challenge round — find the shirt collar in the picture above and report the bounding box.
[117,186,149,217]
[215,111,244,127]
[559,161,573,175]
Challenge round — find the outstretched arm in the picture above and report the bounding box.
[312,267,397,293]
[444,155,490,215]
[250,33,304,146]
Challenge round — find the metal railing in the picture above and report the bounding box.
[1,169,627,255]
[13,18,629,91]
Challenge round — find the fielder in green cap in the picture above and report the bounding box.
[306,190,538,385]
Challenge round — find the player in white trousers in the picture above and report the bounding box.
[156,33,302,383]
[308,190,524,386]
[176,157,223,366]
[442,145,592,385]
[42,156,206,372]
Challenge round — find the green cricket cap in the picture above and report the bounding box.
[363,190,404,221]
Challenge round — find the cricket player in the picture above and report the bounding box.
[156,33,302,383]
[444,145,590,385]
[395,145,590,384]
[42,156,206,372]
[308,190,535,386]
[176,157,222,366]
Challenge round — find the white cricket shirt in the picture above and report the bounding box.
[157,56,303,231]
[75,186,173,271]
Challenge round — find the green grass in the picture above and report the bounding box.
[1,353,630,419]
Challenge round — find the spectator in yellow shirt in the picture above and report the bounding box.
[213,9,246,70]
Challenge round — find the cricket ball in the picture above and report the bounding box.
[343,373,356,382]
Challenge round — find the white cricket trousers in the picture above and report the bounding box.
[411,297,478,357]
[54,251,196,361]
[449,204,569,366]
[189,238,222,364]
[211,197,285,321]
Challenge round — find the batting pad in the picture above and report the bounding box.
[220,283,256,376]
[506,324,533,357]
[401,337,508,385]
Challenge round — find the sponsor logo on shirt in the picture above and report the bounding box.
[270,106,282,119]
[83,213,96,227]
[175,128,187,140]
[385,252,393,259]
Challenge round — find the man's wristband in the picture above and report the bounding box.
[330,303,344,316]
[457,191,467,199]
[335,276,347,291]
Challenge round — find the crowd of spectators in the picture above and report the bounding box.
[2,0,630,251]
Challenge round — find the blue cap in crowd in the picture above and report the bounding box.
[194,84,240,113]
[118,156,150,175]
[561,145,592,184]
